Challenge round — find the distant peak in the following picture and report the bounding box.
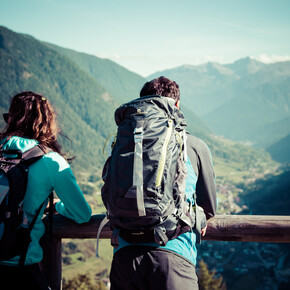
[227,57,265,75]
[232,56,262,65]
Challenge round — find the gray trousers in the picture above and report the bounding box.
[110,246,198,290]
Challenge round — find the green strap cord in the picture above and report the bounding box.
[156,119,173,187]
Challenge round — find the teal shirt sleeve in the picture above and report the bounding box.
[44,152,92,223]
[0,137,92,266]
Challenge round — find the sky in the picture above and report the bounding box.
[0,0,290,77]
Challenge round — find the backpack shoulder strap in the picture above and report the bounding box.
[48,192,54,241]
[18,146,53,265]
[21,145,47,165]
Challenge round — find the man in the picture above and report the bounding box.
[109,76,217,290]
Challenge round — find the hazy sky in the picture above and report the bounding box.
[0,0,289,76]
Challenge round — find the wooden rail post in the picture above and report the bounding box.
[40,235,62,290]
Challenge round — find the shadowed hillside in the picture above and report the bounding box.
[44,42,146,104]
[267,133,290,163]
[0,25,118,174]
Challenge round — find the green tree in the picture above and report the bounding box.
[198,260,227,290]
[62,274,106,290]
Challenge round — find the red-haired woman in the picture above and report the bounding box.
[0,91,92,289]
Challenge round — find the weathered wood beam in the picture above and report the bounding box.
[41,214,290,289]
[50,214,290,243]
[203,215,290,243]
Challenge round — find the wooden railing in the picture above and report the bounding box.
[40,214,290,290]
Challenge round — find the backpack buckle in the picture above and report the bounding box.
[133,127,143,143]
[5,211,11,218]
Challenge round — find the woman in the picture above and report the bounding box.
[0,91,92,289]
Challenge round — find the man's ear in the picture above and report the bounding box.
[175,100,180,109]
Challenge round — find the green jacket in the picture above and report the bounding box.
[0,136,92,265]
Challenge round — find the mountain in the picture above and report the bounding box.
[241,166,290,215]
[182,106,213,139]
[43,42,146,104]
[267,133,290,163]
[225,56,267,76]
[1,26,287,290]
[43,43,215,140]
[0,26,117,174]
[149,62,238,117]
[250,116,290,148]
[0,26,217,177]
[49,45,280,167]
[42,43,274,169]
[0,26,276,182]
[149,58,290,148]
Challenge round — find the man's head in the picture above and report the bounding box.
[140,76,180,106]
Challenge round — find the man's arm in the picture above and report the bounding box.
[187,135,217,220]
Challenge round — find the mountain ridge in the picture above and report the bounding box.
[43,41,146,104]
[149,58,290,148]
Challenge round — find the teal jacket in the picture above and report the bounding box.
[0,136,92,266]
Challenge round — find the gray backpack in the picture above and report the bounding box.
[100,95,196,248]
[0,145,53,265]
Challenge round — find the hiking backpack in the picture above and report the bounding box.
[101,95,198,247]
[0,145,52,265]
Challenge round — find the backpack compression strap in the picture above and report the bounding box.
[18,192,54,266]
[132,123,146,216]
[21,145,48,165]
[19,200,45,266]
[123,120,146,217]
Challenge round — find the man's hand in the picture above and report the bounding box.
[44,198,60,214]
[201,225,207,236]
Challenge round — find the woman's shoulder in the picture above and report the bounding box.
[1,136,38,151]
[41,151,70,171]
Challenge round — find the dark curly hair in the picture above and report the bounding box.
[1,91,68,159]
[140,76,180,103]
